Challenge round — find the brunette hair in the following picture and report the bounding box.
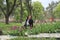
[27,15,32,19]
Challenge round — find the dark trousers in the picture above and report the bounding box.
[0,30,3,35]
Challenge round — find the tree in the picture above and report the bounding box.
[19,0,23,23]
[25,0,32,15]
[53,3,60,18]
[46,1,60,19]
[32,1,44,20]
[14,0,29,22]
[0,0,16,24]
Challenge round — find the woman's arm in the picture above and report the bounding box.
[29,19,33,27]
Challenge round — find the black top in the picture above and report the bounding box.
[24,19,33,27]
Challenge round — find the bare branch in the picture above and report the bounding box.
[0,5,6,15]
[8,0,16,16]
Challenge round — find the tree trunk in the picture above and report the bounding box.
[28,6,32,15]
[5,16,9,24]
[20,0,23,23]
[27,0,32,15]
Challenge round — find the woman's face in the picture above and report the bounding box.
[28,16,32,19]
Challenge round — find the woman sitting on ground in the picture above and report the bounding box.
[24,15,33,29]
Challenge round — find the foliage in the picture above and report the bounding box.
[0,22,22,35]
[32,1,44,20]
[14,7,20,22]
[0,22,60,36]
[14,0,44,22]
[14,1,28,22]
[11,37,56,40]
[0,0,44,23]
[53,3,60,18]
[29,22,60,34]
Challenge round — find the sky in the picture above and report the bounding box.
[32,0,59,8]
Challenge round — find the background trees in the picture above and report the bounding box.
[53,3,60,18]
[46,1,60,19]
[25,0,32,15]
[14,0,44,23]
[0,0,60,24]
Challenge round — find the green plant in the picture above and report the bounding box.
[0,22,60,36]
[11,37,56,40]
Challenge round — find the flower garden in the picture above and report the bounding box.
[0,22,60,40]
[0,22,60,36]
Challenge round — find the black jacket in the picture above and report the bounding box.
[24,19,33,27]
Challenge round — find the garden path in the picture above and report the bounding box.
[0,33,60,40]
[28,33,60,38]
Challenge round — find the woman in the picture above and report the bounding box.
[24,15,33,29]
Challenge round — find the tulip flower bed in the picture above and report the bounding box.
[0,22,60,36]
[29,22,60,34]
[0,23,22,35]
